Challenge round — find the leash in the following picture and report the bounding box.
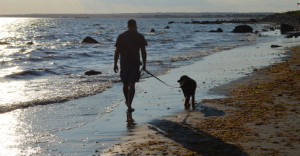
[143,69,179,88]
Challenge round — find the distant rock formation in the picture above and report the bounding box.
[82,36,99,44]
[281,24,294,33]
[232,25,253,33]
[261,11,300,31]
[84,70,102,76]
[285,32,300,38]
[150,28,156,33]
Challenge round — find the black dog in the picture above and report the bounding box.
[177,75,197,110]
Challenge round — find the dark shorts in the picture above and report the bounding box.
[120,68,140,84]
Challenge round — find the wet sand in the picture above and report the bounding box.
[102,46,300,155]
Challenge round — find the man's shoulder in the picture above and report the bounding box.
[122,30,144,37]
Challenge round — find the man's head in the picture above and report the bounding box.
[127,19,137,30]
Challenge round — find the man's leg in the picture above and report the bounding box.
[123,83,129,107]
[123,83,135,112]
[127,83,135,112]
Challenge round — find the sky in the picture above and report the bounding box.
[0,0,299,14]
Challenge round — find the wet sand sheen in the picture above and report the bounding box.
[102,46,300,155]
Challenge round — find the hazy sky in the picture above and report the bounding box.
[0,0,299,14]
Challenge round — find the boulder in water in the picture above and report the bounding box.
[150,29,155,33]
[232,25,253,33]
[26,42,34,45]
[84,70,102,76]
[271,45,282,48]
[82,36,99,44]
[209,28,223,33]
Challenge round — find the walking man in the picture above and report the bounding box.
[114,19,147,113]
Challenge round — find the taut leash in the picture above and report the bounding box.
[143,69,179,88]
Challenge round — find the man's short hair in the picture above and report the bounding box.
[128,19,137,28]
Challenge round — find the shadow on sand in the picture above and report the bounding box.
[149,119,248,156]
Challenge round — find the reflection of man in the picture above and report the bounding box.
[114,19,148,113]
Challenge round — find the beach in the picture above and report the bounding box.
[102,45,300,155]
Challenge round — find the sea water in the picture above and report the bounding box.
[0,17,272,112]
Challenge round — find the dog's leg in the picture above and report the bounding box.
[191,94,195,110]
[184,95,190,110]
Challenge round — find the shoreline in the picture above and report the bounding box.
[102,45,300,155]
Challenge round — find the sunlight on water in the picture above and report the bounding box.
[0,66,21,78]
[0,111,40,156]
[0,18,29,43]
[0,81,29,105]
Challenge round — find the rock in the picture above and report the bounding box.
[82,36,99,44]
[150,28,155,33]
[281,24,294,33]
[164,26,170,29]
[168,21,175,24]
[26,42,34,45]
[285,32,300,38]
[84,70,102,76]
[0,42,10,45]
[270,27,275,31]
[271,45,282,48]
[232,25,253,33]
[209,28,223,32]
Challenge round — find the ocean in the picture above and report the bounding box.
[0,17,287,155]
[0,17,272,112]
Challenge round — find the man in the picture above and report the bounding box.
[114,19,147,113]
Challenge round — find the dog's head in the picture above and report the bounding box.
[177,75,190,84]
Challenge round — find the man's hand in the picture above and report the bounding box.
[142,64,146,71]
[114,65,119,73]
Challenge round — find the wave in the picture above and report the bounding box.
[0,80,114,113]
[4,68,57,79]
[77,52,92,57]
[170,43,247,62]
[158,38,173,42]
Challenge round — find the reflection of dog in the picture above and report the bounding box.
[177,75,197,109]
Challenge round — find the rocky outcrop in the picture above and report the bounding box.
[150,29,156,33]
[285,32,300,38]
[261,11,300,31]
[82,36,99,44]
[232,25,253,33]
[281,24,294,33]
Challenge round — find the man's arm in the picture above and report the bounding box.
[114,48,120,73]
[141,46,147,71]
